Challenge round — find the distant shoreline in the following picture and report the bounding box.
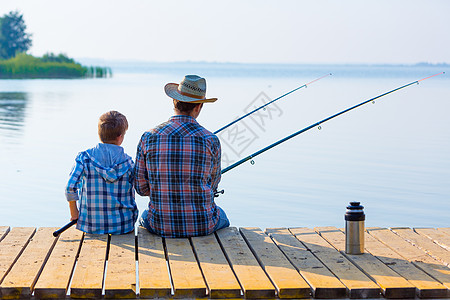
[75,60,447,78]
[76,58,449,68]
[2,56,447,79]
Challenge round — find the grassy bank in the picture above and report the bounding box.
[0,53,111,79]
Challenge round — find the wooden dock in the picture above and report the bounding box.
[0,226,449,299]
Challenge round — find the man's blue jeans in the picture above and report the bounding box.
[139,206,230,236]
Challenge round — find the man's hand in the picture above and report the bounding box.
[214,189,224,197]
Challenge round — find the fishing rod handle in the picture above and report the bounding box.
[53,219,78,237]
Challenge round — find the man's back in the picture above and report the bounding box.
[135,115,221,237]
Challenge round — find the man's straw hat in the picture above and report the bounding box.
[164,75,218,103]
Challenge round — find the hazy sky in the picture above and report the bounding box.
[1,0,449,64]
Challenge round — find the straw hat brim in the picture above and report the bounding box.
[164,83,218,103]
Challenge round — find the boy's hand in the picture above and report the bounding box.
[69,200,79,221]
[70,211,79,221]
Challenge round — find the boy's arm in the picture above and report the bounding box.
[68,200,79,221]
[65,154,84,201]
[135,135,150,196]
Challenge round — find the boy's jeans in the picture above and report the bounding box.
[139,206,230,235]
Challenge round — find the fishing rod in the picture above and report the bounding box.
[221,72,445,175]
[53,219,77,237]
[214,73,332,135]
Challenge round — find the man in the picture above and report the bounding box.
[135,75,230,238]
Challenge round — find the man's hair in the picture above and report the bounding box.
[98,111,128,143]
[174,100,201,113]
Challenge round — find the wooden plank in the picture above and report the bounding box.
[367,228,432,262]
[267,228,346,298]
[0,227,58,299]
[0,227,36,284]
[290,227,380,298]
[415,228,450,251]
[70,233,108,299]
[362,228,448,299]
[316,226,416,299]
[191,233,241,298]
[0,226,10,242]
[367,228,450,292]
[437,228,450,237]
[165,237,206,298]
[137,227,171,298]
[34,227,82,299]
[216,227,276,299]
[240,227,310,298]
[104,232,136,299]
[316,226,346,251]
[391,227,450,267]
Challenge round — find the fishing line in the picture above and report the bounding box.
[214,73,332,135]
[221,72,445,175]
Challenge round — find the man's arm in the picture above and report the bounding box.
[134,135,150,196]
[211,136,222,192]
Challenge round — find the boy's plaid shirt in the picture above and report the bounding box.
[66,150,138,234]
[135,115,222,238]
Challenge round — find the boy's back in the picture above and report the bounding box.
[65,111,138,235]
[66,143,137,234]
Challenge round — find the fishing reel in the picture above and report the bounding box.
[214,189,224,198]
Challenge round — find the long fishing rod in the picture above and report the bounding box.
[214,73,332,135]
[221,72,445,175]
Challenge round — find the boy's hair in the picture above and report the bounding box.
[98,111,128,143]
[174,100,201,113]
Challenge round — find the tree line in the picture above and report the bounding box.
[0,11,111,79]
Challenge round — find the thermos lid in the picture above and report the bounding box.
[347,201,364,210]
[345,201,365,221]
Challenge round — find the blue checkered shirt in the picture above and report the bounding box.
[135,115,222,238]
[65,144,138,234]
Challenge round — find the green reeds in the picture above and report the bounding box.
[0,53,112,79]
[85,66,113,78]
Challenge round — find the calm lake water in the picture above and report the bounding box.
[0,63,449,229]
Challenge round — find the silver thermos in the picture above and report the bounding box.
[345,201,365,254]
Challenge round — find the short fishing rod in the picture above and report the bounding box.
[221,72,445,174]
[53,219,77,237]
[214,73,332,135]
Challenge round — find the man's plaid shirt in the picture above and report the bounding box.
[135,115,222,238]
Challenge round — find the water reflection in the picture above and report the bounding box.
[0,92,28,132]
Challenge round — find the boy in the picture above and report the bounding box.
[65,110,138,234]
